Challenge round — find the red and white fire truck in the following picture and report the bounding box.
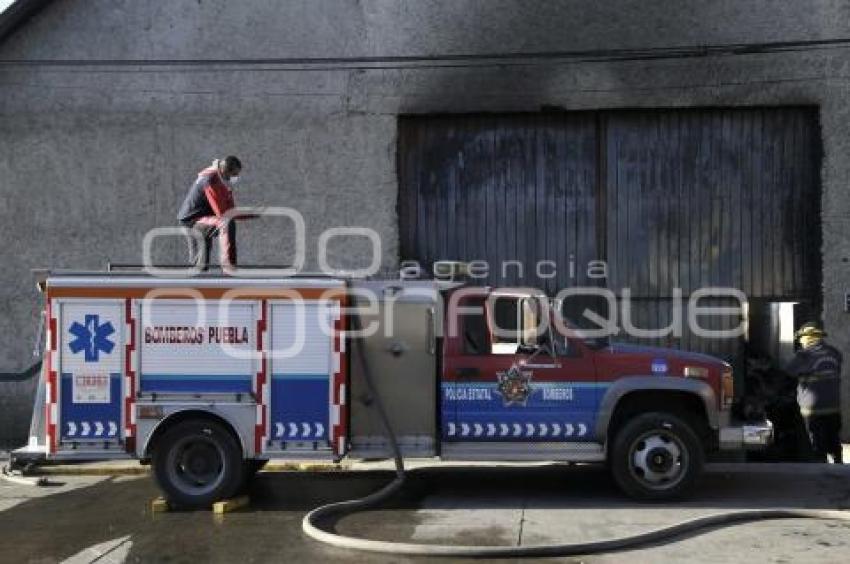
[13,270,772,505]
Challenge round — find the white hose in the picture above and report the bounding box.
[302,309,850,557]
[304,493,850,558]
[1,465,47,487]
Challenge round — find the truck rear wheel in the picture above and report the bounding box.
[610,412,703,500]
[152,419,245,508]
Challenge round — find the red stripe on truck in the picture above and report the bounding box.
[46,302,57,454]
[124,299,137,452]
[332,311,347,456]
[254,300,268,454]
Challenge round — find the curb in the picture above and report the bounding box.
[30,465,151,477]
[263,462,349,473]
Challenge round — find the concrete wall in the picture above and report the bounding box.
[2,0,850,445]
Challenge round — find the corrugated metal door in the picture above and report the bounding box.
[398,113,600,294]
[398,108,821,358]
[603,109,821,356]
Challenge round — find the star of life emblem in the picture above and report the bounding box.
[69,314,115,362]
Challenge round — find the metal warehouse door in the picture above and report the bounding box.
[602,109,821,356]
[398,113,601,295]
[398,109,822,357]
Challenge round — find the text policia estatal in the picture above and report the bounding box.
[144,325,250,345]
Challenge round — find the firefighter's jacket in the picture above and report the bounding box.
[786,342,842,416]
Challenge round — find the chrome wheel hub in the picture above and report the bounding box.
[630,431,686,489]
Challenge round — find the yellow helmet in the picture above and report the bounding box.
[795,322,827,340]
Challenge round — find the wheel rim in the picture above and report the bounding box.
[166,432,226,497]
[628,428,688,491]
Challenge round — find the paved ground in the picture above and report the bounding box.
[2,462,850,563]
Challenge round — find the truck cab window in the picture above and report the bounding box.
[462,297,489,355]
[550,331,575,357]
[490,296,540,355]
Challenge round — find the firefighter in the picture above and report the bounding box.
[786,322,843,463]
[178,156,242,269]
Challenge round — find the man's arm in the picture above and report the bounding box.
[229,204,262,220]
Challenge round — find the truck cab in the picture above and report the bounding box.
[350,281,772,500]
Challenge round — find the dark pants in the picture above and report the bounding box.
[181,217,237,269]
[802,413,843,463]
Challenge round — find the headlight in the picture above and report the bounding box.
[683,366,709,379]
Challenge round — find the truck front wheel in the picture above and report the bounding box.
[610,412,704,500]
[152,419,245,508]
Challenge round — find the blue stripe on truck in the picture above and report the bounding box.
[270,373,329,380]
[140,374,252,393]
[60,372,123,440]
[270,373,330,441]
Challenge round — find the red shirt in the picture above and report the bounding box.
[199,166,234,217]
[177,165,235,223]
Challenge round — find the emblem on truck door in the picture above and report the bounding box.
[496,365,532,407]
[69,314,115,362]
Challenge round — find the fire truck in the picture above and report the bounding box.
[12,270,773,506]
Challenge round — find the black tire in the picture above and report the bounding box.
[610,412,704,501]
[152,419,245,508]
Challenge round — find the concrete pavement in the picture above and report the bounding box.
[1,462,850,563]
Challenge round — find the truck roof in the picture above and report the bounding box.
[43,274,345,289]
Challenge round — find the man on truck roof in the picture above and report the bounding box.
[177,156,242,270]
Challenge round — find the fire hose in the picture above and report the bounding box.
[1,465,47,487]
[301,312,850,558]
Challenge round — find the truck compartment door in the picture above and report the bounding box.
[55,299,126,451]
[138,300,257,394]
[348,290,438,459]
[266,300,343,456]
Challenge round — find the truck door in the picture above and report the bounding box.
[443,292,597,442]
[55,299,126,452]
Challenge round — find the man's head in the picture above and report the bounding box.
[795,322,826,350]
[218,155,242,182]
